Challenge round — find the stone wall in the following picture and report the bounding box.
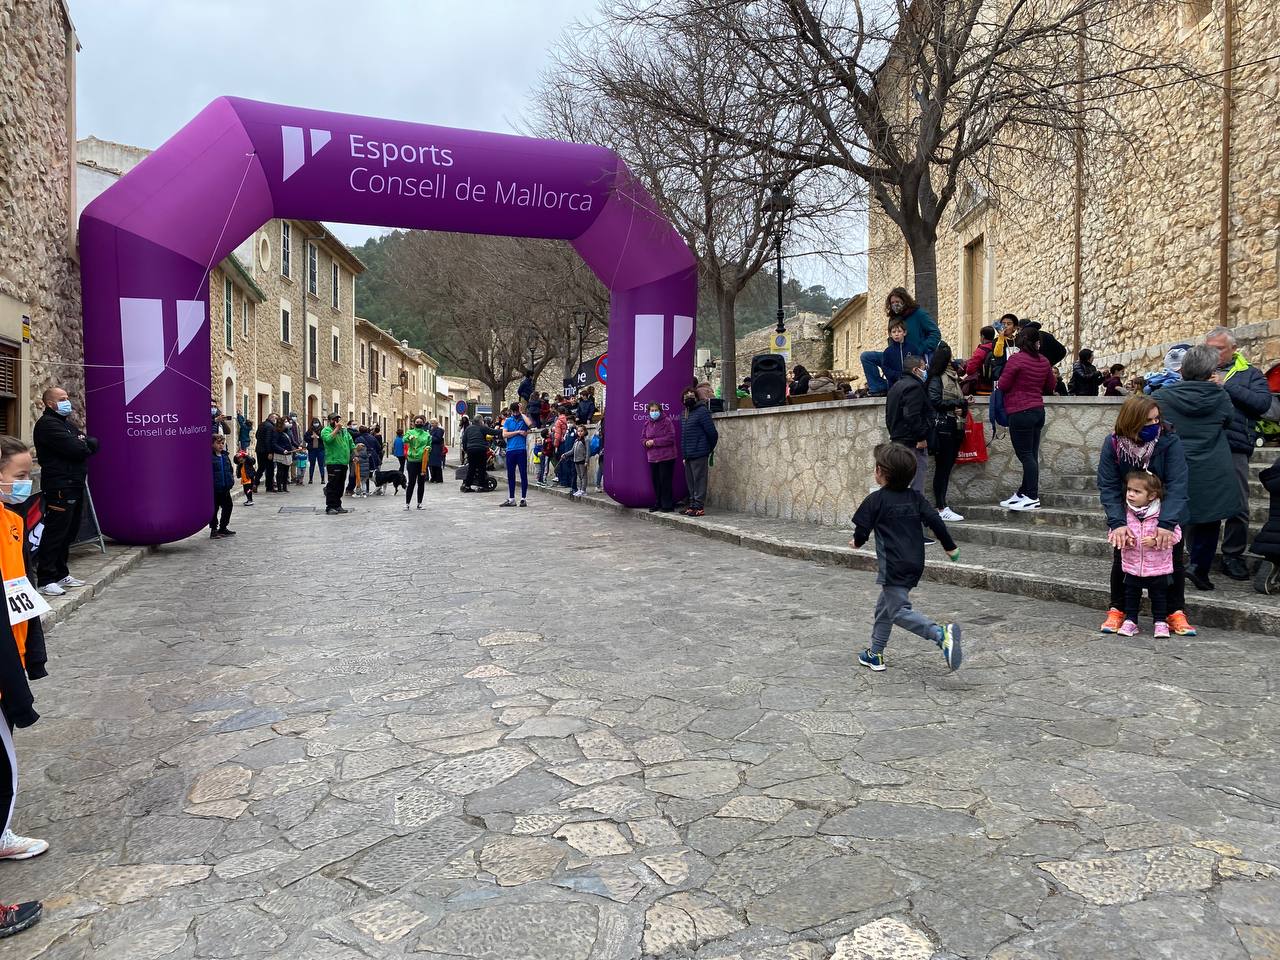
[862,0,1280,376]
[709,397,1122,525]
[0,0,80,438]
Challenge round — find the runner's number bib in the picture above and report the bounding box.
[4,576,51,624]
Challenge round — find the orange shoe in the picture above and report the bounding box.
[1100,608,1124,633]
[1166,610,1197,636]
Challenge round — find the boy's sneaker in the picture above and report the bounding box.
[58,576,86,588]
[922,536,936,545]
[405,504,411,511]
[940,623,963,671]
[999,493,1026,508]
[499,499,515,507]
[1166,611,1197,636]
[689,508,705,517]
[1100,608,1125,633]
[243,500,255,506]
[209,531,223,539]
[1117,620,1139,637]
[0,829,48,860]
[219,529,236,537]
[858,648,887,672]
[1008,498,1040,511]
[938,507,964,522]
[1153,621,1171,639]
[519,499,528,507]
[0,901,41,939]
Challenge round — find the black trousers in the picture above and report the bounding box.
[429,463,444,483]
[1006,406,1045,500]
[1124,574,1170,623]
[1109,542,1185,614]
[325,464,348,511]
[255,449,273,490]
[932,428,961,509]
[36,487,83,586]
[0,720,15,839]
[649,459,675,510]
[210,489,233,533]
[405,461,427,505]
[464,449,486,489]
[275,459,290,491]
[1188,521,1222,576]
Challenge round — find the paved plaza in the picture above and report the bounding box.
[3,479,1279,960]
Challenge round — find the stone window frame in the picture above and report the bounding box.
[307,320,319,380]
[360,342,366,371]
[223,276,234,352]
[241,300,250,340]
[331,326,340,363]
[280,222,292,279]
[280,299,292,345]
[331,263,340,309]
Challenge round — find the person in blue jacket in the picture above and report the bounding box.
[860,288,940,396]
[392,428,406,473]
[210,434,236,539]
[680,385,718,516]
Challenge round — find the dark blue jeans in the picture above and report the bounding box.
[860,351,890,393]
[506,449,528,500]
[308,448,325,481]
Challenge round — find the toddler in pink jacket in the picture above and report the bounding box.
[1117,470,1182,638]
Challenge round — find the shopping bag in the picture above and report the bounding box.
[955,412,988,465]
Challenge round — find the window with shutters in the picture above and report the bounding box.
[281,307,291,344]
[332,263,340,308]
[308,325,318,379]
[307,243,318,296]
[280,222,291,278]
[0,344,17,437]
[223,277,233,351]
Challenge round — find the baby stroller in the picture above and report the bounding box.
[458,447,498,492]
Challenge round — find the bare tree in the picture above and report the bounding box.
[529,17,855,404]
[602,0,1189,318]
[383,232,606,412]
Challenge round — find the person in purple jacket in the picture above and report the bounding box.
[641,400,678,512]
[997,327,1058,511]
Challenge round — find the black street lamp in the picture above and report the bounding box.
[762,185,794,334]
[526,331,538,373]
[572,308,589,365]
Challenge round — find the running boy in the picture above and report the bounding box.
[234,451,256,505]
[850,443,963,672]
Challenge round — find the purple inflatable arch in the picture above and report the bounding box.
[80,97,696,544]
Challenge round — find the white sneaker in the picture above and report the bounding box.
[1009,497,1041,511]
[39,583,65,597]
[0,828,48,860]
[58,576,86,588]
[999,493,1027,509]
[938,507,964,522]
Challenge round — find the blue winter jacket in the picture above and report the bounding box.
[900,307,941,358]
[212,451,235,491]
[680,402,718,460]
[880,339,907,385]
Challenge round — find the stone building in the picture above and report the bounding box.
[825,293,868,381]
[0,0,80,438]
[353,317,440,434]
[862,0,1279,374]
[734,312,832,380]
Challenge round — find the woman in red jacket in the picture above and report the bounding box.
[998,328,1057,511]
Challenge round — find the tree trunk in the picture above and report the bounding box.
[717,287,738,411]
[906,233,939,322]
[489,385,502,417]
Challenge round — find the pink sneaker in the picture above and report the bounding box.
[1153,621,1170,639]
[1117,620,1138,637]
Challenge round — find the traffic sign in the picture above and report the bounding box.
[594,353,608,384]
[455,399,466,415]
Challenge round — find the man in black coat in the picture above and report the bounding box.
[1207,326,1274,579]
[884,355,930,495]
[253,414,277,492]
[32,387,98,597]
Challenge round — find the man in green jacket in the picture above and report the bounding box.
[321,412,355,514]
[403,417,431,510]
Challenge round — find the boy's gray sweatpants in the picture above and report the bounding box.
[870,539,941,654]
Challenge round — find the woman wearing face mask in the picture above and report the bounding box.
[403,417,431,510]
[640,401,677,512]
[1096,395,1197,637]
[304,419,326,485]
[0,437,55,932]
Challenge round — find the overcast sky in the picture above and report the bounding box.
[73,0,862,295]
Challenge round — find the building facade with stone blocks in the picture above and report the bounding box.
[734,312,833,382]
[353,317,440,434]
[1,0,80,439]
[862,0,1280,377]
[825,293,868,383]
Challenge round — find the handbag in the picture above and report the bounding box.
[272,453,291,465]
[955,412,988,465]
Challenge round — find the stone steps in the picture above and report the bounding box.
[1053,459,1272,491]
[537,485,1280,635]
[1037,489,1269,521]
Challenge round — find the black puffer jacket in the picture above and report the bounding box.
[1251,459,1280,559]
[1220,359,1272,455]
[885,374,930,444]
[32,409,98,492]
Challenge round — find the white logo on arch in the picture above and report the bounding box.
[282,126,332,181]
[632,313,694,397]
[119,298,204,404]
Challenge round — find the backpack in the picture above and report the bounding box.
[589,434,601,456]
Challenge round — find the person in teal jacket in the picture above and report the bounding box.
[320,412,354,515]
[403,418,431,510]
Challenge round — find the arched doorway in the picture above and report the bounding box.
[80,97,696,544]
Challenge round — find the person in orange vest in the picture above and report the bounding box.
[0,436,49,939]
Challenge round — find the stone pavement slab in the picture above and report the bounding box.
[3,475,1278,959]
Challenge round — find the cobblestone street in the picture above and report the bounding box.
[3,478,1278,960]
